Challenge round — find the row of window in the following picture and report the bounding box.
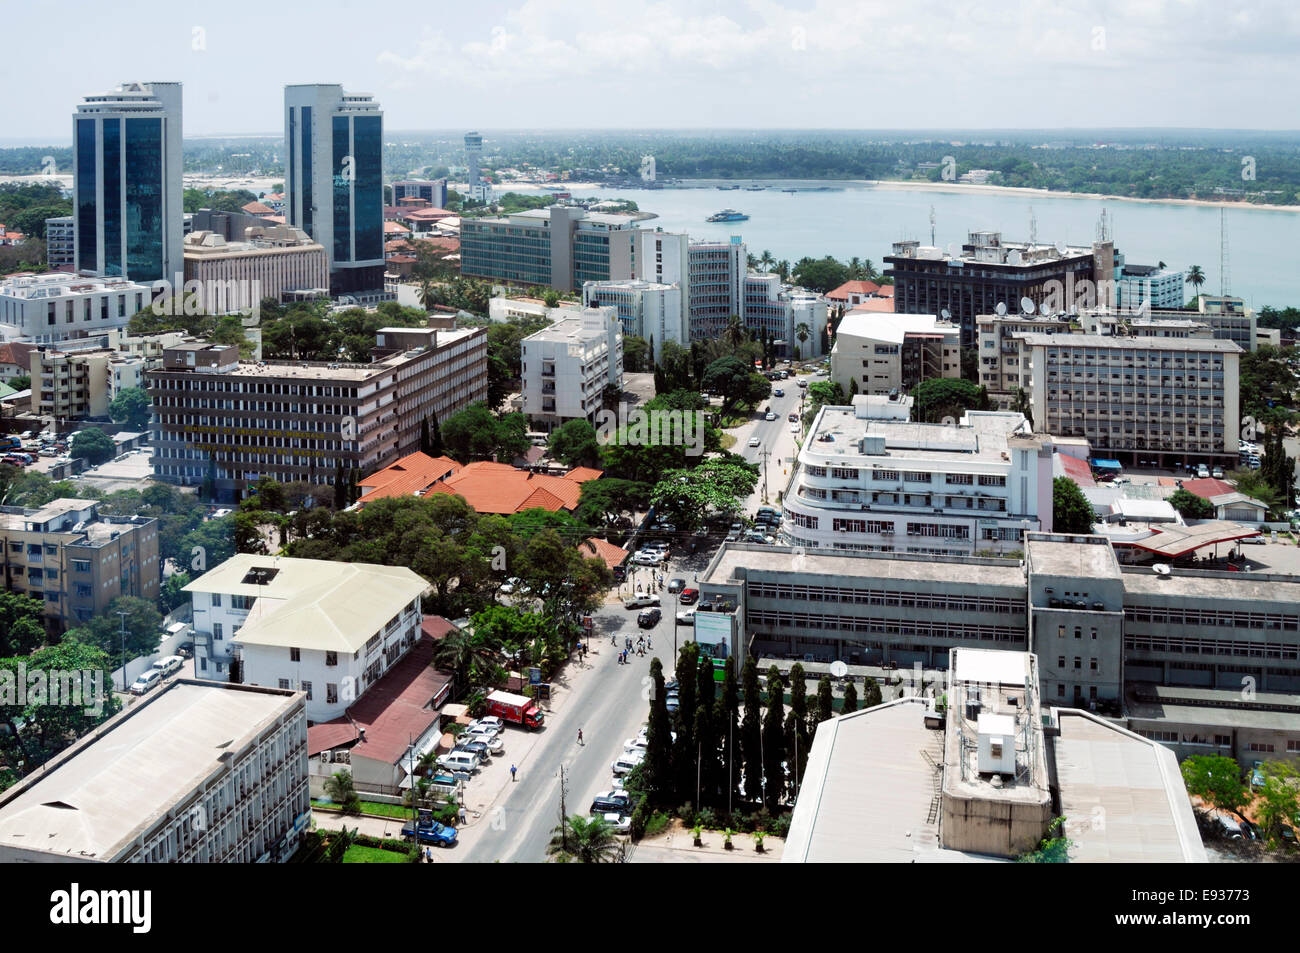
[747,582,1026,614]
[1125,607,1297,631]
[747,608,1022,642]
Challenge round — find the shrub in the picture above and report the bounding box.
[630,800,650,841]
[644,811,671,838]
[695,807,720,830]
[677,802,696,826]
[767,813,792,838]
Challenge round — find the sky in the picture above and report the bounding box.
[3,0,1299,142]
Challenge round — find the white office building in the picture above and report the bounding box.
[184,554,428,723]
[781,402,1055,556]
[45,215,74,270]
[73,82,184,284]
[1114,262,1185,311]
[582,279,682,359]
[0,272,154,344]
[521,306,623,430]
[832,312,960,397]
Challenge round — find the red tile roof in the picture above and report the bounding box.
[426,461,601,514]
[564,466,604,483]
[306,633,452,763]
[580,537,627,570]
[402,207,454,221]
[846,297,895,314]
[241,201,275,215]
[876,285,895,297]
[384,221,411,234]
[0,341,35,368]
[827,280,881,301]
[421,615,459,641]
[1180,478,1236,500]
[1058,454,1096,488]
[357,451,461,505]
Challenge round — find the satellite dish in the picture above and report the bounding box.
[830,660,848,678]
[1152,564,1171,575]
[1055,240,1068,255]
[1020,296,1035,314]
[1007,250,1023,266]
[941,308,952,321]
[995,301,1007,316]
[1039,301,1052,317]
[947,243,962,259]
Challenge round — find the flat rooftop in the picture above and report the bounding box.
[1025,536,1121,580]
[806,406,1030,466]
[835,312,957,345]
[1052,710,1207,863]
[1121,565,1300,603]
[1016,332,1242,352]
[702,543,1026,590]
[0,680,300,861]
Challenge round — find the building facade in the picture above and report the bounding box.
[460,206,638,292]
[30,342,142,420]
[182,226,329,312]
[832,312,960,396]
[520,306,623,430]
[284,85,384,297]
[1114,260,1185,310]
[0,498,159,631]
[146,326,487,500]
[581,278,682,358]
[0,273,153,345]
[45,215,74,270]
[392,179,447,210]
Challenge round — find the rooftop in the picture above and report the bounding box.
[834,312,958,346]
[1025,534,1121,580]
[826,280,882,299]
[1015,332,1242,353]
[1121,564,1300,602]
[804,406,1031,467]
[0,680,300,861]
[357,451,462,506]
[702,542,1026,590]
[428,461,601,514]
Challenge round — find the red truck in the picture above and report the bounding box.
[485,690,545,729]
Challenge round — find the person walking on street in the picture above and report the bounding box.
[510,763,517,782]
[577,728,584,746]
[458,804,467,826]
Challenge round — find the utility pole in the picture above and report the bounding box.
[558,763,569,856]
[759,447,771,503]
[116,610,129,691]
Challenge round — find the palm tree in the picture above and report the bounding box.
[547,814,624,863]
[862,258,878,281]
[775,260,791,282]
[323,769,361,815]
[847,256,863,280]
[1186,265,1206,303]
[795,322,811,348]
[725,314,746,349]
[434,627,502,694]
[417,278,437,312]
[759,249,776,273]
[746,253,759,272]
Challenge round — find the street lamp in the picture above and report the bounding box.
[116,610,128,692]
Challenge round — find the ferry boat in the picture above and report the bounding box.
[706,209,749,222]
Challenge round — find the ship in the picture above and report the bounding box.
[706,209,749,222]
[744,184,765,191]
[717,184,740,190]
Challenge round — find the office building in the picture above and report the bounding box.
[581,279,682,358]
[464,131,484,199]
[0,273,153,345]
[742,274,829,359]
[830,312,960,396]
[45,215,74,270]
[284,85,384,297]
[392,179,447,210]
[30,341,144,420]
[520,306,623,430]
[1114,259,1185,310]
[182,226,329,312]
[0,679,309,863]
[1012,332,1241,468]
[0,498,159,631]
[784,648,1205,863]
[460,206,638,292]
[73,82,184,284]
[686,237,747,339]
[184,553,426,719]
[885,231,1113,348]
[781,403,1054,557]
[146,325,487,500]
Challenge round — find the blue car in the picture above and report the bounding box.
[402,820,458,847]
[1250,761,1265,790]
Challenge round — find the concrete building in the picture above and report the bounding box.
[784,648,1205,863]
[1013,332,1241,468]
[0,273,153,344]
[182,226,329,312]
[29,341,144,420]
[284,85,384,297]
[521,306,622,430]
[488,295,551,324]
[831,311,960,396]
[0,498,159,631]
[146,325,487,500]
[885,231,1114,348]
[1114,259,1185,310]
[686,236,746,340]
[183,553,427,721]
[0,679,309,863]
[464,132,484,200]
[392,179,447,210]
[582,278,682,358]
[460,206,639,292]
[73,82,184,284]
[781,404,1054,557]
[45,215,74,270]
[742,274,828,359]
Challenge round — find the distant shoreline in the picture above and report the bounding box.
[856,179,1300,213]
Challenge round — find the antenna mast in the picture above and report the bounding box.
[1220,208,1231,297]
[929,205,936,247]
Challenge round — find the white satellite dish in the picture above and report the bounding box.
[947,242,962,259]
[1020,296,1035,314]
[1055,240,1068,255]
[1152,563,1171,575]
[995,301,1007,316]
[1039,301,1052,317]
[1008,250,1023,266]
[830,660,848,678]
[941,308,952,321]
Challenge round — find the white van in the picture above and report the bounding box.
[611,752,645,776]
[129,669,162,696]
[436,752,480,775]
[152,655,184,676]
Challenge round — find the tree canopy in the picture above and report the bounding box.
[1052,477,1095,535]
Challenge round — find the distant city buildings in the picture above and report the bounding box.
[393,178,447,210]
[73,82,184,284]
[581,279,683,358]
[520,306,623,430]
[830,311,961,396]
[284,85,385,298]
[44,215,74,270]
[461,206,639,292]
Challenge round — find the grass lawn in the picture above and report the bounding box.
[313,798,411,819]
[341,844,408,864]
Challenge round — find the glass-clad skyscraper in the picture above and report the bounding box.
[284,85,384,296]
[72,82,183,285]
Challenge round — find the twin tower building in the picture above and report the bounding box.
[72,82,384,295]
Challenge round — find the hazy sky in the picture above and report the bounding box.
[4,0,1298,141]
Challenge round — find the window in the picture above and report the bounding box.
[211,593,222,608]
[200,658,207,672]
[213,623,223,640]
[1073,657,1082,670]
[1089,658,1098,671]
[1217,735,1232,748]
[301,680,313,701]
[1058,625,1065,638]
[1074,627,1081,639]
[290,647,300,662]
[1058,656,1065,668]
[327,683,339,704]
[1091,628,1097,640]
[278,679,289,690]
[325,651,337,667]
[1248,743,1274,753]
[1056,684,1065,697]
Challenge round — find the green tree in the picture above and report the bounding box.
[62,596,163,670]
[694,654,720,807]
[574,478,652,527]
[813,676,835,729]
[1052,476,1095,534]
[622,334,650,373]
[0,591,47,656]
[69,427,116,465]
[548,419,602,468]
[792,256,850,294]
[1180,755,1249,822]
[741,655,764,804]
[1168,488,1215,520]
[1012,386,1033,427]
[1017,817,1074,863]
[716,657,741,810]
[1253,763,1300,842]
[12,641,120,755]
[672,643,699,802]
[1185,264,1206,300]
[428,410,445,458]
[323,770,362,815]
[841,680,859,713]
[761,666,786,812]
[911,378,992,423]
[441,404,530,462]
[649,460,759,531]
[861,676,882,709]
[642,657,675,807]
[547,814,623,863]
[785,663,811,793]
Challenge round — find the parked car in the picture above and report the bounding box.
[667,578,686,593]
[469,716,506,736]
[601,813,633,835]
[499,577,522,594]
[676,610,696,625]
[624,737,649,754]
[1196,464,1210,478]
[631,550,663,566]
[1239,536,1266,545]
[790,422,801,433]
[590,792,631,814]
[611,752,645,776]
[797,378,807,388]
[788,412,799,422]
[1211,467,1225,479]
[129,669,162,696]
[679,588,699,605]
[638,608,662,628]
[773,388,784,397]
[176,640,194,659]
[402,819,458,846]
[436,752,480,774]
[781,370,790,379]
[152,655,184,676]
[463,727,503,751]
[453,741,492,764]
[624,594,660,609]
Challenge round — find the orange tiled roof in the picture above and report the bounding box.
[876,284,895,297]
[384,221,410,234]
[0,341,35,367]
[847,297,895,314]
[426,461,602,514]
[241,201,275,215]
[827,280,881,300]
[580,537,627,570]
[563,466,604,483]
[357,451,461,505]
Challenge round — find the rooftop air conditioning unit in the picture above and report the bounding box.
[320,750,331,763]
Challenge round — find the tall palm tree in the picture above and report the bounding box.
[776,260,791,282]
[547,814,624,863]
[434,627,502,694]
[725,314,746,349]
[794,322,811,363]
[759,249,776,273]
[847,256,863,280]
[746,253,759,272]
[862,258,878,281]
[1186,264,1206,302]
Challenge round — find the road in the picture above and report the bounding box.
[733,365,824,513]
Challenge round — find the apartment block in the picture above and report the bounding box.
[44,215,74,270]
[30,342,144,420]
[686,237,747,339]
[1014,332,1241,467]
[742,274,828,359]
[146,326,487,500]
[0,498,160,631]
[0,273,153,344]
[781,402,1054,557]
[582,278,683,358]
[521,306,623,430]
[183,226,329,312]
[460,206,638,292]
[184,553,426,720]
[832,312,960,396]
[392,179,448,210]
[1114,259,1185,310]
[0,679,309,863]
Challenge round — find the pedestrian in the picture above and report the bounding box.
[612,633,617,646]
[458,804,467,825]
[577,728,584,745]
[425,846,432,863]
[647,636,653,649]
[510,763,517,782]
